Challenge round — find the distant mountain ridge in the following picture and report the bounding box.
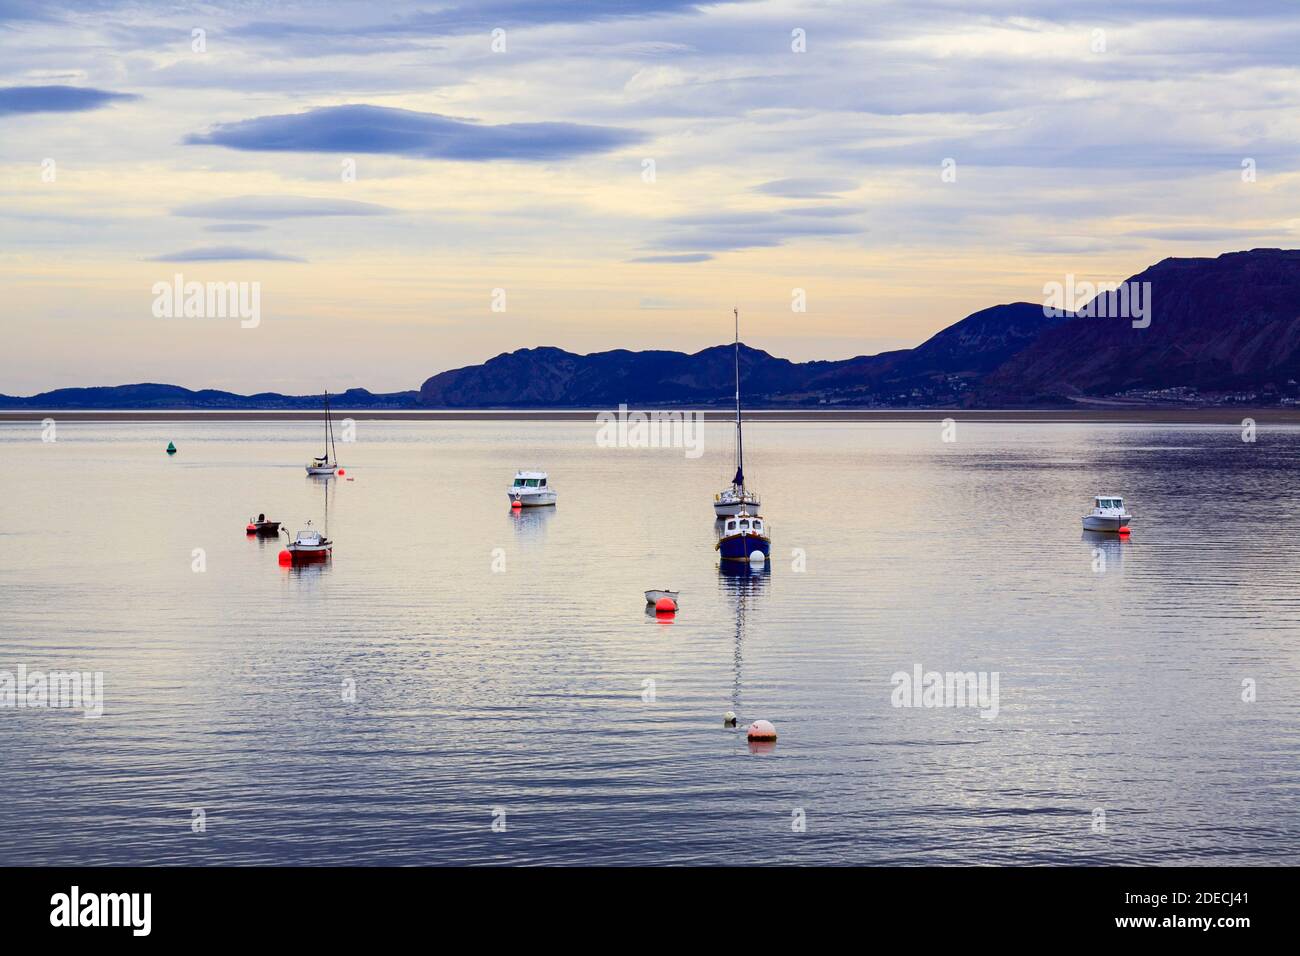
[415,302,1063,408]
[0,384,419,410]
[6,249,1299,409]
[981,248,1300,403]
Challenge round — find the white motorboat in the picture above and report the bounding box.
[644,589,680,605]
[714,308,760,517]
[1082,495,1132,532]
[282,522,332,562]
[305,390,340,476]
[509,470,557,507]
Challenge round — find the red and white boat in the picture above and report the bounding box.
[282,523,331,562]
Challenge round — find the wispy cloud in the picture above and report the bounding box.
[755,178,857,200]
[235,0,739,43]
[629,253,714,263]
[148,246,306,263]
[173,195,396,220]
[0,85,137,116]
[649,211,862,252]
[1127,225,1293,242]
[203,224,268,233]
[184,105,643,161]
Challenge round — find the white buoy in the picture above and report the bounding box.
[747,719,777,741]
[749,549,766,564]
[723,711,737,726]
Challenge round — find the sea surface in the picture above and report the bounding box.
[1,418,1297,866]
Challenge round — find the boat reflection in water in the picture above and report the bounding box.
[718,559,772,753]
[1081,528,1130,572]
[509,501,555,542]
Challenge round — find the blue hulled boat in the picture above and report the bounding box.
[716,510,770,563]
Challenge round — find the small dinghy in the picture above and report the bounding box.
[1082,495,1132,533]
[716,509,771,563]
[644,589,680,605]
[246,513,281,536]
[280,522,332,563]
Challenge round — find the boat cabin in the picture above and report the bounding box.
[1093,496,1125,512]
[721,515,765,536]
[512,471,549,489]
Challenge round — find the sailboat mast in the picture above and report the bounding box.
[330,397,337,463]
[324,390,336,463]
[734,308,744,492]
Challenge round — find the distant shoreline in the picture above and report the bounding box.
[2,408,1295,424]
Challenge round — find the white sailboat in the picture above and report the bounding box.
[305,390,340,476]
[714,308,760,517]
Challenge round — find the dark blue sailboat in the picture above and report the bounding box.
[714,309,771,564]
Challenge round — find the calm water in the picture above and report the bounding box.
[1,419,1297,866]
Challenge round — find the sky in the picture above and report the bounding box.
[1,0,1298,395]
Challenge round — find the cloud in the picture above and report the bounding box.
[235,1,738,44]
[629,253,714,263]
[754,178,857,199]
[779,206,860,218]
[649,211,862,252]
[1127,226,1293,242]
[184,105,643,161]
[203,224,268,233]
[0,85,137,116]
[148,246,305,263]
[173,195,396,220]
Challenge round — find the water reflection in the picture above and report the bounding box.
[510,504,555,542]
[1081,529,1129,571]
[719,559,770,750]
[5,420,1299,865]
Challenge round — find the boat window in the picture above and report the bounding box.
[527,478,540,488]
[726,521,736,532]
[738,519,750,530]
[513,478,525,487]
[754,521,763,532]
[539,478,547,487]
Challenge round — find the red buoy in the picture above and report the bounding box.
[246,523,257,534]
[511,500,522,509]
[278,550,292,565]
[747,719,777,741]
[338,468,345,476]
[654,597,677,613]
[1119,526,1131,536]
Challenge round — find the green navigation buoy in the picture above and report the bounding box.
[166,442,177,455]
